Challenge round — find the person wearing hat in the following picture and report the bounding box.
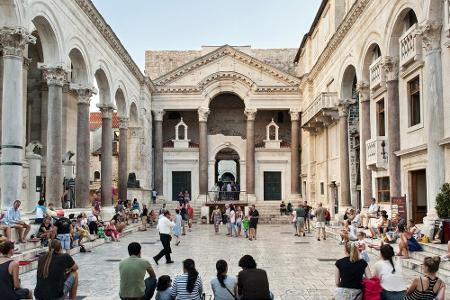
[54,211,73,252]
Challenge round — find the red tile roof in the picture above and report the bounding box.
[90,112,119,131]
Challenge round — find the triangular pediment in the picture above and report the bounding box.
[153,45,301,91]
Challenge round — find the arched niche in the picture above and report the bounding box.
[31,15,61,64]
[341,65,358,100]
[94,68,111,105]
[69,48,88,85]
[264,119,281,149]
[361,43,382,84]
[172,117,190,148]
[114,88,127,118]
[387,8,418,58]
[129,102,139,127]
[208,93,246,137]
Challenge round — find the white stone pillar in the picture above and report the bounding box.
[244,108,257,200]
[420,21,445,219]
[290,109,300,198]
[153,110,164,197]
[118,117,128,202]
[198,107,210,198]
[97,103,115,206]
[40,64,68,206]
[0,27,35,208]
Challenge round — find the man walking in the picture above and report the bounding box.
[314,203,326,241]
[120,242,157,300]
[153,211,174,264]
[295,203,306,237]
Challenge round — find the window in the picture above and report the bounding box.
[408,77,421,126]
[94,171,100,181]
[376,99,386,136]
[377,177,390,203]
[320,182,324,195]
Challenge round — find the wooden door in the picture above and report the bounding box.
[264,172,282,201]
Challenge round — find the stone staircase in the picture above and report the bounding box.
[325,226,450,285]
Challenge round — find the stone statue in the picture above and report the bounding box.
[62,150,75,163]
[25,141,42,156]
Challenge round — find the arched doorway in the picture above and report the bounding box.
[215,147,240,200]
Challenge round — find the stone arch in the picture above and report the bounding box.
[0,0,21,26]
[210,143,242,162]
[68,48,89,85]
[340,65,358,100]
[361,43,383,83]
[114,88,127,118]
[66,36,92,83]
[94,67,112,105]
[129,102,139,126]
[385,4,421,57]
[30,13,63,64]
[202,78,251,108]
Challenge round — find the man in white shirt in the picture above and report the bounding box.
[360,198,379,229]
[153,211,175,264]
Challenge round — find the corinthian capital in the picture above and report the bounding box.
[380,57,399,81]
[97,103,115,119]
[356,82,370,102]
[289,109,301,121]
[198,107,210,122]
[39,63,69,87]
[244,108,257,121]
[0,27,36,57]
[119,117,129,129]
[335,99,355,118]
[419,21,442,53]
[70,84,97,105]
[153,109,165,122]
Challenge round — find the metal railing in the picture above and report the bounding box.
[206,191,248,204]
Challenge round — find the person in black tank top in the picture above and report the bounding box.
[405,256,446,300]
[0,241,32,299]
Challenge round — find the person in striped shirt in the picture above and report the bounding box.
[171,259,203,300]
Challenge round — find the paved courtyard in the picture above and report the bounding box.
[22,224,423,299]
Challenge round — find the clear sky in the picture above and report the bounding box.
[91,0,322,69]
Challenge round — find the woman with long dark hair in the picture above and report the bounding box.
[211,259,237,300]
[373,244,406,299]
[34,239,79,300]
[237,255,272,300]
[171,259,203,299]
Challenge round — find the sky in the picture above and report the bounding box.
[91,0,322,69]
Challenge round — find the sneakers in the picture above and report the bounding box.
[441,255,449,262]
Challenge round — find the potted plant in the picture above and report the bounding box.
[435,183,450,243]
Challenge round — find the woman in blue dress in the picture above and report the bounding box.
[173,209,182,246]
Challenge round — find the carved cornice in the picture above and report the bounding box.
[418,21,442,53]
[74,0,155,91]
[306,0,371,79]
[0,27,36,57]
[154,84,299,95]
[70,84,97,105]
[197,107,210,122]
[153,45,301,87]
[244,108,257,121]
[153,110,165,122]
[39,64,69,87]
[380,56,399,81]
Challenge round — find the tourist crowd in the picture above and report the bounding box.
[210,204,260,240]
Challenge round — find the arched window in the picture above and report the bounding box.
[94,171,101,181]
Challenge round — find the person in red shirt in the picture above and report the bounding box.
[186,204,194,231]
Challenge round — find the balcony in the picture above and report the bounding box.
[369,56,385,90]
[399,24,422,69]
[366,137,388,170]
[302,92,339,131]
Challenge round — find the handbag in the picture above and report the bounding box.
[224,285,238,300]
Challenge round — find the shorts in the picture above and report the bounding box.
[315,221,326,228]
[57,233,71,250]
[132,209,140,215]
[334,287,363,300]
[296,217,305,228]
[249,222,258,229]
[61,274,76,298]
[14,287,30,299]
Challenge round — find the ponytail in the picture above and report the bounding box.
[183,259,199,293]
[345,242,360,263]
[37,239,61,279]
[380,244,396,273]
[216,259,228,288]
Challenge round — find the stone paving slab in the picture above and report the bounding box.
[20,224,449,299]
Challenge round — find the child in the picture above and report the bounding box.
[356,231,369,262]
[339,220,357,244]
[242,215,249,238]
[105,220,120,242]
[97,223,106,240]
[155,275,172,300]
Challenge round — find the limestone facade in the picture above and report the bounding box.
[296,0,450,226]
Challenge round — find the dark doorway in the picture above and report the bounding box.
[172,171,191,201]
[411,169,427,224]
[264,172,282,200]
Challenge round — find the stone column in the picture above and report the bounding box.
[0,27,35,208]
[97,103,115,206]
[40,64,68,205]
[153,110,164,197]
[118,118,128,201]
[198,108,210,197]
[381,57,401,198]
[337,100,352,208]
[71,85,96,207]
[357,82,372,207]
[421,22,445,218]
[290,109,300,196]
[244,108,257,196]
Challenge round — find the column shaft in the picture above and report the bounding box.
[0,55,24,208]
[199,121,208,195]
[339,112,351,207]
[118,120,128,201]
[360,99,372,207]
[154,120,163,196]
[386,80,401,198]
[290,112,300,195]
[75,102,90,207]
[245,109,256,195]
[100,107,113,205]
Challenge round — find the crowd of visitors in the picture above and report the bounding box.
[210,204,259,241]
